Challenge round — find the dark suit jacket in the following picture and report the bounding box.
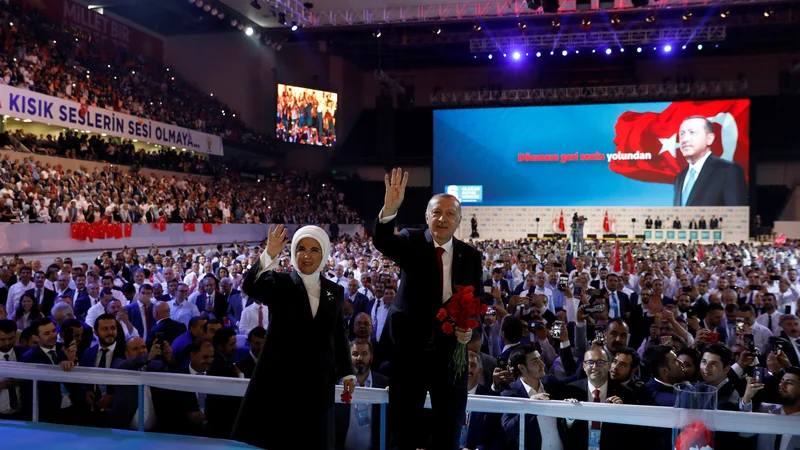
[464,383,504,450]
[673,154,747,206]
[334,371,390,450]
[226,292,250,331]
[21,345,82,422]
[698,219,707,229]
[25,287,57,317]
[351,292,374,318]
[170,330,196,366]
[373,219,483,359]
[484,278,511,301]
[645,219,653,229]
[558,379,637,450]
[232,264,354,449]
[235,353,257,379]
[710,218,719,229]
[74,295,95,320]
[654,220,662,229]
[501,377,563,449]
[672,220,682,229]
[124,302,154,338]
[480,352,498,389]
[145,318,187,350]
[0,346,28,416]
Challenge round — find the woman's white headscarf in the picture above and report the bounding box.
[290,225,330,283]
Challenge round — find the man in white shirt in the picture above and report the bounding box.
[756,293,783,336]
[739,304,773,354]
[85,289,116,331]
[107,299,140,341]
[168,283,199,327]
[740,367,800,450]
[239,298,269,337]
[335,341,389,450]
[6,266,33,313]
[329,264,349,288]
[775,278,800,310]
[111,336,170,431]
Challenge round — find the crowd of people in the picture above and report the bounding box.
[0,153,360,224]
[0,1,274,148]
[1,235,799,449]
[277,85,337,147]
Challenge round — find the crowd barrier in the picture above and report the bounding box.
[0,223,364,255]
[1,361,798,450]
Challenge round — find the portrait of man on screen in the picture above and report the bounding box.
[672,115,748,207]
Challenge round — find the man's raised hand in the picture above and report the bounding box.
[381,167,409,219]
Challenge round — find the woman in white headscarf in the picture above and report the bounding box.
[232,224,355,450]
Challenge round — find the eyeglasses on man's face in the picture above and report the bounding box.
[584,360,608,368]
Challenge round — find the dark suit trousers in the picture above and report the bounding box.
[389,343,467,450]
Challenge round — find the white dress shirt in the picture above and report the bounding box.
[94,342,116,368]
[756,310,783,336]
[130,384,157,431]
[85,301,106,331]
[520,379,562,450]
[343,371,373,450]
[168,299,200,327]
[358,286,376,301]
[6,280,34,313]
[682,150,712,198]
[371,298,389,342]
[239,302,270,336]
[0,349,22,414]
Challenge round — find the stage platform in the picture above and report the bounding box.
[1,420,258,450]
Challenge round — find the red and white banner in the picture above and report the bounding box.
[27,0,164,62]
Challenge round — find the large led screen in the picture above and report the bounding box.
[277,84,337,146]
[434,99,750,207]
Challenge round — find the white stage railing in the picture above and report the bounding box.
[1,361,799,449]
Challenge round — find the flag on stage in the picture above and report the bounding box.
[603,211,610,233]
[698,244,705,260]
[626,247,634,269]
[558,211,565,232]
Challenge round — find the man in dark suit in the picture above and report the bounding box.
[334,340,390,450]
[79,314,127,427]
[74,282,101,320]
[461,351,503,450]
[673,116,747,207]
[374,168,483,450]
[644,216,653,230]
[349,278,374,317]
[193,276,222,319]
[640,346,686,450]
[145,301,187,349]
[501,344,563,449]
[603,274,629,320]
[215,277,238,326]
[0,319,27,420]
[21,318,82,425]
[226,287,250,332]
[484,268,511,302]
[559,347,637,450]
[165,338,215,436]
[207,327,243,438]
[110,336,172,431]
[709,215,720,230]
[25,272,57,319]
[235,326,265,379]
[698,216,707,229]
[125,284,155,338]
[672,217,682,229]
[654,217,662,229]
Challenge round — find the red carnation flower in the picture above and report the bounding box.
[446,301,461,315]
[436,308,448,322]
[340,392,352,404]
[442,322,455,334]
[478,303,488,315]
[466,318,479,330]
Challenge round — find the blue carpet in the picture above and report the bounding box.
[1,421,258,449]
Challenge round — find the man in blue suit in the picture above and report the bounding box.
[348,278,373,317]
[145,301,187,350]
[223,278,249,331]
[79,314,127,427]
[640,345,687,450]
[171,315,208,367]
[125,284,155,338]
[672,116,747,207]
[501,343,563,449]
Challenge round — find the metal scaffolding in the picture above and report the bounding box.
[429,80,748,106]
[469,26,726,52]
[300,0,785,28]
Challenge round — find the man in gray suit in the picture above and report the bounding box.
[740,366,800,449]
[225,278,251,332]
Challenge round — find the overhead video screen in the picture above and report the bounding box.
[434,99,750,207]
[277,84,337,147]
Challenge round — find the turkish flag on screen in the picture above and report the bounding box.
[603,211,610,233]
[612,240,621,272]
[558,211,565,232]
[610,100,750,184]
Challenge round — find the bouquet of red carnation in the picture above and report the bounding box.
[436,285,487,381]
[674,420,713,450]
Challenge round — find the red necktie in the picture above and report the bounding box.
[258,305,263,328]
[591,389,602,430]
[144,305,151,332]
[436,247,445,296]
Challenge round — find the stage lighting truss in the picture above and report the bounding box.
[299,0,780,27]
[468,26,725,53]
[430,80,747,107]
[258,0,312,27]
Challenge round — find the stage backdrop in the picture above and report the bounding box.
[434,99,750,207]
[459,206,749,243]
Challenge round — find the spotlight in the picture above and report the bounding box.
[278,12,286,25]
[551,17,561,28]
[682,11,692,22]
[645,13,656,23]
[250,0,261,9]
[473,23,482,32]
[518,20,527,30]
[562,50,568,56]
[195,0,203,7]
[203,4,211,12]
[433,25,442,35]
[210,8,218,15]
[291,21,299,31]
[536,52,541,57]
[488,54,493,59]
[245,27,254,36]
[664,44,672,52]
[218,13,225,19]
[720,9,730,19]
[550,51,554,55]
[581,16,591,30]
[575,50,579,54]
[372,28,381,38]
[231,19,238,27]
[697,44,703,50]
[238,24,244,31]
[503,53,507,58]
[513,51,521,60]
[525,52,529,56]
[592,49,596,53]
[620,48,624,53]
[605,48,612,55]
[763,8,773,17]
[610,14,621,28]
[681,44,686,50]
